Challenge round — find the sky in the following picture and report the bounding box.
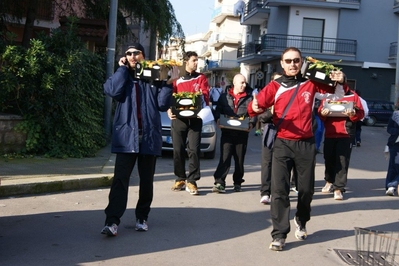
[169,0,215,37]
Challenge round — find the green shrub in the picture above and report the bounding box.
[0,18,106,158]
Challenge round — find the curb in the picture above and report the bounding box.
[0,154,116,198]
[0,176,113,197]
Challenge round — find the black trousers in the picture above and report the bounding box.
[104,153,156,226]
[171,117,202,183]
[214,129,249,186]
[270,137,316,239]
[323,137,352,192]
[260,124,272,196]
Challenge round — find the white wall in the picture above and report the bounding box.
[287,6,338,38]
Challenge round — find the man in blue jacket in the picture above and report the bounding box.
[101,43,177,236]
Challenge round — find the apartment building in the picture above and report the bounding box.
[239,0,398,102]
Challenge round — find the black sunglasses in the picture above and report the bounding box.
[126,50,142,56]
[284,58,301,64]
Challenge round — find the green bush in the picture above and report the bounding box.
[0,18,106,158]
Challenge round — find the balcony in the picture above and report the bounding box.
[389,42,397,64]
[8,0,54,21]
[198,44,211,58]
[238,34,357,63]
[237,40,265,64]
[212,5,235,24]
[265,0,360,10]
[208,32,243,48]
[241,0,270,25]
[206,59,240,71]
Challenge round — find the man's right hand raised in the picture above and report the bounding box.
[252,93,264,113]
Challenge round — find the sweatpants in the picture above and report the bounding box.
[171,117,202,183]
[323,137,352,192]
[270,137,316,239]
[213,129,249,186]
[104,153,156,226]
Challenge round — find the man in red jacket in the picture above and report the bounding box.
[248,47,346,251]
[168,51,210,195]
[319,89,365,200]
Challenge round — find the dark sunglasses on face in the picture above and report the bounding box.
[284,58,301,64]
[126,50,142,56]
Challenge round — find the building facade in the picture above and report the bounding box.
[239,0,398,102]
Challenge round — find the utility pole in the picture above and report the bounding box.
[104,0,118,142]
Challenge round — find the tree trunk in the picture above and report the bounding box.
[21,0,39,48]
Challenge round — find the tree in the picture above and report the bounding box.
[1,0,185,53]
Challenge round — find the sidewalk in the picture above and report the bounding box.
[0,144,115,197]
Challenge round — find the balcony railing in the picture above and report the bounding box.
[212,5,235,23]
[260,34,357,56]
[207,59,240,70]
[266,0,360,7]
[237,40,262,58]
[306,0,360,3]
[244,0,268,16]
[208,32,243,46]
[6,0,54,21]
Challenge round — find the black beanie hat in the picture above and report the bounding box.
[127,43,145,58]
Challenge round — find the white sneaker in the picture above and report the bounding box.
[101,223,118,236]
[294,216,307,240]
[260,195,271,204]
[334,190,343,200]
[321,182,333,193]
[386,187,395,196]
[135,219,148,231]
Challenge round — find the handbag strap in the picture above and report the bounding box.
[274,81,301,129]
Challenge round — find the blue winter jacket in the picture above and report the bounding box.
[103,66,173,155]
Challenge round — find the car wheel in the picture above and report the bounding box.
[203,149,216,159]
[364,116,377,126]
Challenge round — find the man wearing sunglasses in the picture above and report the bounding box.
[102,43,178,236]
[248,47,347,251]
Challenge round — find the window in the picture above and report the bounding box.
[302,18,324,52]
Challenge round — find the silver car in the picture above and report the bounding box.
[159,112,217,159]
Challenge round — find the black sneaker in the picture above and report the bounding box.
[294,216,307,240]
[212,183,226,193]
[233,185,242,192]
[269,238,286,251]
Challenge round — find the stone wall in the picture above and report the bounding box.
[0,114,26,154]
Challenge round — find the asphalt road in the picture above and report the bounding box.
[0,125,398,266]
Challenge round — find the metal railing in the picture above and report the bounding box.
[36,2,54,21]
[212,5,235,19]
[260,34,357,56]
[307,0,360,3]
[207,59,240,69]
[237,40,262,58]
[244,0,268,16]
